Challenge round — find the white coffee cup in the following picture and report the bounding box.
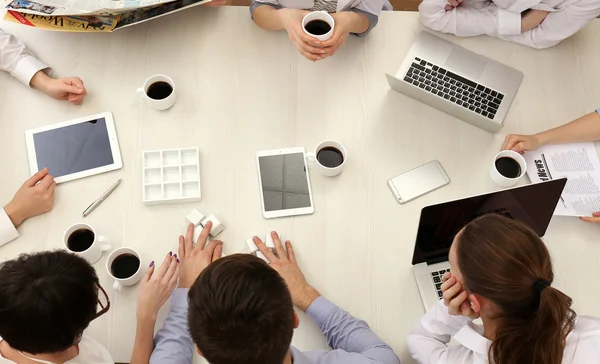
[490,150,527,187]
[306,141,347,177]
[137,74,176,111]
[64,223,111,264]
[106,247,144,291]
[302,11,335,41]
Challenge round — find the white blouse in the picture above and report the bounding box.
[407,300,600,363]
[0,335,113,364]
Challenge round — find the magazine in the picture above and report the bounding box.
[4,0,210,16]
[3,0,210,32]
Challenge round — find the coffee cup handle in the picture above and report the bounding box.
[136,87,145,96]
[97,236,111,251]
[113,281,122,292]
[306,152,316,164]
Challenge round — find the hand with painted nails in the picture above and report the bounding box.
[253,232,320,312]
[441,272,479,319]
[178,222,223,289]
[136,252,180,321]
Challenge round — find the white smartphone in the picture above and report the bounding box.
[388,160,450,204]
[256,147,315,219]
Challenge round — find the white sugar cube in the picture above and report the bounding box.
[256,250,269,263]
[186,209,205,227]
[246,237,258,254]
[201,214,224,237]
[265,232,275,248]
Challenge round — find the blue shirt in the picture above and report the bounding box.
[150,289,400,364]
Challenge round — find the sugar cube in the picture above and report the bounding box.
[246,237,258,254]
[265,232,275,248]
[186,209,205,227]
[201,214,224,237]
[256,250,269,263]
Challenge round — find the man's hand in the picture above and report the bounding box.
[4,168,56,227]
[30,71,87,104]
[279,8,327,61]
[521,10,549,33]
[253,232,320,312]
[441,272,479,319]
[178,222,223,289]
[501,133,542,153]
[444,0,464,11]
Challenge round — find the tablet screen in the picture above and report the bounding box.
[32,118,115,178]
[258,153,311,212]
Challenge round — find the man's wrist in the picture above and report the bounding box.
[295,285,321,312]
[4,203,24,228]
[30,71,51,93]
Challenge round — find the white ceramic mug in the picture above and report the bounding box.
[490,150,527,187]
[106,247,144,291]
[306,141,347,177]
[64,223,111,264]
[137,74,176,111]
[302,11,335,41]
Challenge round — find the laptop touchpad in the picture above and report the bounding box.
[445,47,487,80]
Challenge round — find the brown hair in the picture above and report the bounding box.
[456,214,576,364]
[188,254,295,364]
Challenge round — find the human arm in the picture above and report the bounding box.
[254,234,400,364]
[131,254,179,364]
[149,223,223,364]
[1,168,55,246]
[501,109,600,153]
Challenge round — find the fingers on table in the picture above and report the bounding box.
[37,174,55,190]
[143,261,155,282]
[285,241,297,263]
[204,239,223,258]
[212,244,223,261]
[164,255,179,282]
[271,231,287,259]
[253,236,277,262]
[154,252,174,279]
[197,221,213,248]
[185,223,194,251]
[27,168,49,186]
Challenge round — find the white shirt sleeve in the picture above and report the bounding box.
[406,300,473,364]
[419,0,600,49]
[0,208,19,247]
[0,28,50,86]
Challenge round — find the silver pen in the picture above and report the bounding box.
[82,179,122,217]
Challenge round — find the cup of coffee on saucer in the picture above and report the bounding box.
[490,150,527,187]
[307,141,347,177]
[106,247,144,291]
[302,11,335,41]
[64,223,111,264]
[137,74,176,111]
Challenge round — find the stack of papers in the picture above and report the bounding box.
[524,142,600,217]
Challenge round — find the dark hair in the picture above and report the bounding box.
[188,254,295,364]
[456,214,576,364]
[0,250,99,354]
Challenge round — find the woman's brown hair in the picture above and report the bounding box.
[456,214,576,364]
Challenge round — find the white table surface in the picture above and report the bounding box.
[1,7,600,363]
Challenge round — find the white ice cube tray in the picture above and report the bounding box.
[142,148,201,205]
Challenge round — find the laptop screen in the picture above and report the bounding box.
[412,179,567,265]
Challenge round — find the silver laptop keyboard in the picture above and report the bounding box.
[431,269,451,299]
[404,57,505,120]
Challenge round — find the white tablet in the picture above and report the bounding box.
[25,112,123,184]
[256,147,315,219]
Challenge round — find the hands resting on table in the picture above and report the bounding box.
[30,70,88,104]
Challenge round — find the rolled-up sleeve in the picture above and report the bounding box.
[0,30,50,86]
[250,0,281,18]
[150,289,193,364]
[0,208,19,247]
[349,8,379,37]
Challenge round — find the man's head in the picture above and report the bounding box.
[188,254,297,364]
[0,250,101,354]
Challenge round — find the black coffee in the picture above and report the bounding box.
[67,229,95,252]
[317,147,344,168]
[146,81,173,100]
[304,19,332,36]
[495,157,521,178]
[110,254,141,279]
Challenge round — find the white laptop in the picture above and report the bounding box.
[412,179,567,310]
[387,32,524,133]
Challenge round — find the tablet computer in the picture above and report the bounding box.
[25,112,123,184]
[256,147,315,219]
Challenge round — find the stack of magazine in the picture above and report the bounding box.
[3,0,211,32]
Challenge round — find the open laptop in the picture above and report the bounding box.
[386,32,524,133]
[412,178,567,310]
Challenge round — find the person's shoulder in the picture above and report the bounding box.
[574,315,600,331]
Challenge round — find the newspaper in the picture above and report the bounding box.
[3,0,210,31]
[4,0,210,16]
[524,142,600,217]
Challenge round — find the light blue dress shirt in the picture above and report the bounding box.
[150,289,400,364]
[596,108,600,116]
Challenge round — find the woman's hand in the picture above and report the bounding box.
[501,133,542,153]
[136,253,179,322]
[441,272,479,319]
[279,8,327,61]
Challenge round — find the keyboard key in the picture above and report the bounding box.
[462,96,469,101]
[438,291,443,298]
[489,101,499,109]
[420,60,427,66]
[476,108,482,113]
[437,85,443,90]
[475,90,481,96]
[432,90,438,95]
[419,83,426,89]
[491,90,498,97]
[482,99,488,105]
[457,100,463,106]
[404,76,412,83]
[450,85,457,91]
[436,283,442,290]
[433,65,439,71]
[439,270,446,275]
[412,63,425,71]
[469,105,476,111]
[433,276,441,283]
[439,68,447,75]
[425,86,432,91]
[489,113,495,119]
[432,271,439,276]
[476,84,485,91]
[415,57,421,61]
[468,87,475,93]
[493,97,502,105]
[497,93,504,100]
[482,111,488,117]
[487,106,496,113]
[425,68,431,74]
[445,70,477,88]
[484,87,492,94]
[475,102,481,107]
[449,79,456,85]
[444,94,450,100]
[426,75,432,80]
[419,77,425,82]
[412,80,419,86]
[425,80,432,85]
[450,97,456,102]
